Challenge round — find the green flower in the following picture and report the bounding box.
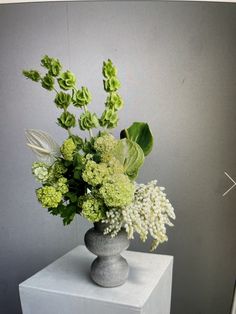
[69,135,83,149]
[58,71,76,90]
[57,111,76,130]
[23,70,41,82]
[48,161,67,182]
[36,186,62,208]
[54,92,71,110]
[106,157,124,175]
[32,162,49,183]
[73,86,92,107]
[104,77,121,92]
[60,138,76,161]
[99,109,118,128]
[41,73,54,91]
[53,177,69,194]
[105,92,123,110]
[94,133,117,155]
[41,55,62,77]
[99,174,134,207]
[103,59,117,78]
[82,160,109,186]
[41,55,52,69]
[79,111,98,131]
[81,195,105,222]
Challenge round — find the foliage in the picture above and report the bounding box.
[120,122,154,156]
[23,56,175,250]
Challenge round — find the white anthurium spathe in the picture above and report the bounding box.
[25,129,61,165]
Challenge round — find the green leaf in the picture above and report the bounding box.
[65,192,78,203]
[120,122,154,156]
[113,139,144,180]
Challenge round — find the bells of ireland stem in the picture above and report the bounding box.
[79,111,98,131]
[102,59,117,78]
[54,92,71,110]
[99,108,118,128]
[58,70,76,90]
[103,77,121,92]
[57,111,76,130]
[105,92,123,110]
[41,55,62,77]
[22,70,41,82]
[41,74,54,91]
[73,86,92,107]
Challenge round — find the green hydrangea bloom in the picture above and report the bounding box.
[54,92,71,110]
[103,59,117,78]
[99,108,118,128]
[41,73,54,90]
[32,162,49,183]
[57,111,76,130]
[23,70,41,82]
[73,86,92,107]
[48,161,67,182]
[69,135,84,149]
[82,160,109,186]
[79,111,98,131]
[58,71,76,90]
[53,177,69,194]
[99,174,134,207]
[105,92,123,110]
[36,186,62,208]
[107,157,124,175]
[61,138,76,161]
[81,195,105,222]
[94,133,117,154]
[103,77,121,92]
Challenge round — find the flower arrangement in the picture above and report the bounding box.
[23,56,175,251]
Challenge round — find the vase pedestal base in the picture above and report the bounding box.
[19,245,173,314]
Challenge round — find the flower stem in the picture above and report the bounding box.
[53,87,59,94]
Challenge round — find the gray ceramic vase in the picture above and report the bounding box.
[84,222,130,287]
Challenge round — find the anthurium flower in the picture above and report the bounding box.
[25,129,60,165]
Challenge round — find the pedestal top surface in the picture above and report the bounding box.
[20,245,173,309]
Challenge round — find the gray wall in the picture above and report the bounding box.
[0,2,235,314]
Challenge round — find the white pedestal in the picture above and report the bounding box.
[19,245,173,314]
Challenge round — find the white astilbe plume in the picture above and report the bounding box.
[103,180,175,251]
[25,129,61,165]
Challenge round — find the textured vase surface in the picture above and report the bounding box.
[84,222,130,287]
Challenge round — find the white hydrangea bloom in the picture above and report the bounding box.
[103,180,175,251]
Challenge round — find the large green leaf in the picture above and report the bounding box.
[113,139,144,180]
[120,122,154,156]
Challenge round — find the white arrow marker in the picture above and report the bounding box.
[223,172,236,196]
